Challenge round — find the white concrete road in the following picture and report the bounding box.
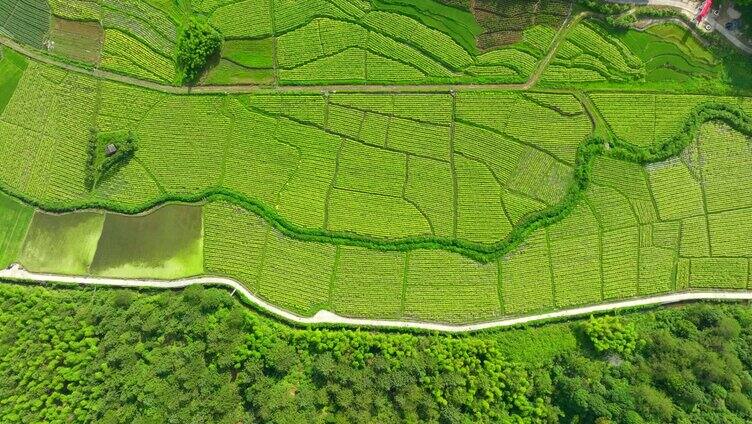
[2,265,751,333]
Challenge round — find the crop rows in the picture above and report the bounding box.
[100,29,174,83]
[0,64,63,202]
[134,96,229,194]
[101,0,177,58]
[330,247,404,319]
[6,58,752,321]
[404,156,454,238]
[455,155,511,243]
[697,123,752,213]
[208,0,273,38]
[0,0,569,85]
[0,191,33,268]
[472,0,568,51]
[47,0,101,21]
[272,0,353,33]
[44,75,98,202]
[0,0,50,48]
[363,12,473,69]
[541,21,645,85]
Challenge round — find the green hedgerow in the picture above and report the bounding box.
[176,17,222,84]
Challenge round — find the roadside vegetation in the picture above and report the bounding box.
[2,282,752,423]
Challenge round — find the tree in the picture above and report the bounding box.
[583,315,642,357]
[176,17,222,84]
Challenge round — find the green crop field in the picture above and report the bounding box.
[6,1,752,422]
[89,204,204,279]
[19,211,105,275]
[0,0,751,328]
[0,0,579,85]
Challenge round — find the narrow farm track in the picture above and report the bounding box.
[3,265,752,332]
[0,11,585,94]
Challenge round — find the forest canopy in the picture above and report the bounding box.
[2,283,752,423]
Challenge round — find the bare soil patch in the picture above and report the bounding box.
[49,17,103,64]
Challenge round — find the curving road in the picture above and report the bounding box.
[2,264,751,333]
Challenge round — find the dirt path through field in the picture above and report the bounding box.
[0,11,583,95]
[3,264,752,332]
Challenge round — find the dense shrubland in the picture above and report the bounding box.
[2,283,752,423]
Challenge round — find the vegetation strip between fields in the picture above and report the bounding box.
[2,102,751,263]
[4,265,752,332]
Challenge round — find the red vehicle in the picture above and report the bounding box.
[696,0,713,22]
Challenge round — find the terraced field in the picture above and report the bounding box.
[1,0,574,84]
[0,0,752,324]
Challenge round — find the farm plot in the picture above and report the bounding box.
[0,48,27,115]
[469,0,570,50]
[402,250,501,323]
[49,18,103,64]
[620,23,722,83]
[694,123,752,213]
[0,63,101,205]
[590,93,725,146]
[89,205,204,279]
[47,0,101,21]
[256,233,336,316]
[203,200,270,288]
[330,247,405,319]
[208,0,272,38]
[0,0,50,48]
[19,211,105,275]
[499,229,554,314]
[100,29,175,83]
[540,20,645,85]
[0,191,33,269]
[98,0,179,82]
[203,39,275,85]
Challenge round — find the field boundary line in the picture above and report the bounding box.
[2,264,752,333]
[0,103,750,264]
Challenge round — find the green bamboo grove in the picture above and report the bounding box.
[2,102,750,264]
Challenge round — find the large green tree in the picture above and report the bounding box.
[175,17,222,84]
